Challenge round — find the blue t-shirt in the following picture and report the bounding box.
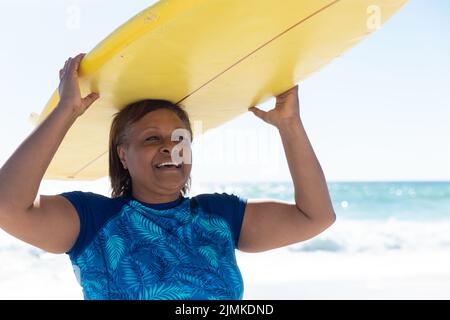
[59,191,247,300]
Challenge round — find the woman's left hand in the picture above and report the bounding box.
[248,85,300,128]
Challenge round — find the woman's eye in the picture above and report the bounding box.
[146,136,159,141]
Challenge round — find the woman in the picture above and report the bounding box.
[0,53,336,299]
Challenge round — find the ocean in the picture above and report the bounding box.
[207,181,450,221]
[1,181,449,299]
[206,181,450,254]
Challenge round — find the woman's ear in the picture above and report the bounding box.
[117,145,127,169]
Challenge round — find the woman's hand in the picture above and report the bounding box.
[58,53,99,117]
[248,85,300,128]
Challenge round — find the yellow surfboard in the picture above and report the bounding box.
[32,0,409,180]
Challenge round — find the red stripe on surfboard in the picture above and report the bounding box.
[70,151,108,178]
[176,0,342,104]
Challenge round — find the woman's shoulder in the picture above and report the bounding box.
[192,191,247,202]
[190,192,247,248]
[58,190,129,214]
[191,192,247,213]
[59,190,125,201]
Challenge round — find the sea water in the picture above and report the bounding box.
[204,181,450,254]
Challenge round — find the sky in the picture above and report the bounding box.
[0,0,449,194]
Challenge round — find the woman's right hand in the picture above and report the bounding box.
[58,53,99,117]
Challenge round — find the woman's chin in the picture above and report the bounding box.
[153,173,187,189]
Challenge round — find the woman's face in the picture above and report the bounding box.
[117,109,192,202]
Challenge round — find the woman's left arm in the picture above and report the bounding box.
[238,85,336,253]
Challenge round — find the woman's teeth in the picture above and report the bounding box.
[156,162,182,169]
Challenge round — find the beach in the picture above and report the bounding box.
[238,249,450,300]
[1,181,449,299]
[1,220,449,300]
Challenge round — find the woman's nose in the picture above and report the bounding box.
[159,139,177,154]
[160,146,170,154]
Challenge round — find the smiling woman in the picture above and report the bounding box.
[0,53,335,300]
[59,97,251,299]
[109,99,193,201]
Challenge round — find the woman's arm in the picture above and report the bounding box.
[0,102,78,213]
[278,115,335,221]
[0,54,99,253]
[238,85,335,253]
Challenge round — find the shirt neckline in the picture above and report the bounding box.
[123,193,186,210]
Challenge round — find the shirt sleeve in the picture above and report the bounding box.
[194,192,248,248]
[58,191,118,258]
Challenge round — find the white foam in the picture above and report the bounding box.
[286,219,450,253]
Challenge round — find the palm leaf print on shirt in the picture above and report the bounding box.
[105,235,127,271]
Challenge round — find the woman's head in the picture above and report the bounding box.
[109,99,193,199]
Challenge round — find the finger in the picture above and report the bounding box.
[82,92,100,108]
[61,59,69,77]
[64,58,70,70]
[74,53,84,65]
[67,57,76,76]
[278,85,298,97]
[248,106,267,121]
[289,85,299,95]
[60,59,70,80]
[66,55,83,79]
[62,58,72,79]
[72,53,85,72]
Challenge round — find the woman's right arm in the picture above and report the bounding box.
[0,53,99,254]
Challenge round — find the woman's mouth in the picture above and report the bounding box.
[155,161,183,170]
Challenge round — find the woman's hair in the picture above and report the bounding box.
[109,99,193,198]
